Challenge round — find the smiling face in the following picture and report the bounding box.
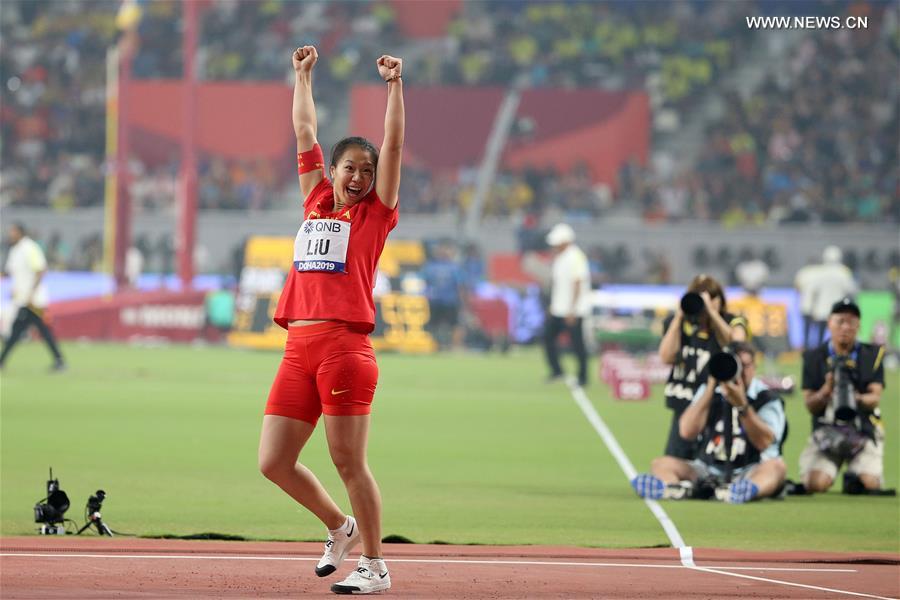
[330,145,376,208]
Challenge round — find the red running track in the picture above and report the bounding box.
[1,537,897,599]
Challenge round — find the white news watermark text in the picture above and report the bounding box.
[746,16,868,29]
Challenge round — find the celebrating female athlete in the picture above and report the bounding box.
[258,45,403,595]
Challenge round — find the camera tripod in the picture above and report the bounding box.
[77,512,113,536]
[76,491,113,536]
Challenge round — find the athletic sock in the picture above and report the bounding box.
[329,516,351,535]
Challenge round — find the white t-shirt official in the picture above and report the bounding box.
[5,237,49,308]
[549,244,591,318]
[807,263,857,321]
[794,264,818,316]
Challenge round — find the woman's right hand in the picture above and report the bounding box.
[293,46,318,74]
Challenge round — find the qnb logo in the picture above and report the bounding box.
[309,221,343,233]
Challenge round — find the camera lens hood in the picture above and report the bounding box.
[709,351,740,381]
[681,292,705,316]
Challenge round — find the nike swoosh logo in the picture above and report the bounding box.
[380,572,388,579]
[347,522,354,537]
[331,389,350,396]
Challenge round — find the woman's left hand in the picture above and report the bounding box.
[377,55,403,82]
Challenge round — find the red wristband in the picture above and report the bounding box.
[298,143,324,174]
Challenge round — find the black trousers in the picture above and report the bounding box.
[0,306,65,367]
[801,314,812,349]
[543,314,588,385]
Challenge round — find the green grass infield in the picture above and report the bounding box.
[1,342,897,553]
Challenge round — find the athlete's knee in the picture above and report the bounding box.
[330,448,367,481]
[258,455,293,483]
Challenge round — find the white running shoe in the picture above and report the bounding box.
[316,516,361,577]
[331,556,391,595]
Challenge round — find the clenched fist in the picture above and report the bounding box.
[377,55,402,82]
[293,46,318,74]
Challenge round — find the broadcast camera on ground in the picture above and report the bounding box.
[34,468,70,535]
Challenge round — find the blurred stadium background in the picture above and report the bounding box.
[1,0,898,552]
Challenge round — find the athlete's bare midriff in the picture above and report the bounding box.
[288,319,330,327]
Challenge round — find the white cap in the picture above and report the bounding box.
[546,223,575,246]
[822,245,843,264]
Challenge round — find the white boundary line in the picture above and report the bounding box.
[565,381,899,600]
[0,552,858,573]
[4,552,891,599]
[691,566,897,600]
[566,381,694,566]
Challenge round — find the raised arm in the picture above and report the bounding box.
[680,377,715,440]
[658,311,683,364]
[375,55,404,210]
[292,46,323,198]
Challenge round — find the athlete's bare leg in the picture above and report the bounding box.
[324,414,383,558]
[259,415,346,529]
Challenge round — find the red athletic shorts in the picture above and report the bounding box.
[265,321,379,425]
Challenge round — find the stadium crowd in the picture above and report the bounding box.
[1,0,897,225]
[636,8,899,225]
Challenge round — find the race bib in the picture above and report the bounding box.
[293,218,350,273]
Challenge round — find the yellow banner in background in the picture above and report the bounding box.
[244,236,294,268]
[228,236,435,353]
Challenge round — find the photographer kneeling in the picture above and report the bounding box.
[800,298,886,493]
[633,342,786,504]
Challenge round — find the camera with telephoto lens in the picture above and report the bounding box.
[812,356,867,460]
[830,356,858,424]
[680,292,705,318]
[709,350,740,382]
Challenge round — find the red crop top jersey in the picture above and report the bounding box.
[273,178,398,332]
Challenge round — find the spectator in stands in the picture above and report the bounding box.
[632,341,787,504]
[543,223,590,387]
[1,0,895,225]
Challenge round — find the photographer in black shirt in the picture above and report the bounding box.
[800,298,886,493]
[658,274,749,459]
